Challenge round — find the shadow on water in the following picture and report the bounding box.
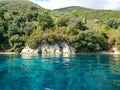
[0,54,120,90]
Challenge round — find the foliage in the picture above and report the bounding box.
[55,16,69,27]
[9,35,24,52]
[0,0,120,52]
[27,28,69,49]
[107,19,119,29]
[70,30,108,52]
[0,0,43,51]
[38,11,54,30]
[115,31,120,49]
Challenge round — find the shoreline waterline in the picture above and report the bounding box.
[0,52,17,54]
[0,51,120,55]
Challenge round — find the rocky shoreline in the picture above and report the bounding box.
[0,45,120,55]
[21,44,120,55]
[21,43,76,55]
[0,52,17,54]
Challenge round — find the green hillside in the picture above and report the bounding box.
[0,0,120,53]
[55,6,120,23]
[0,0,46,51]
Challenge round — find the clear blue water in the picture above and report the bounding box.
[0,54,120,90]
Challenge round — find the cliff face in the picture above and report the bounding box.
[21,43,76,55]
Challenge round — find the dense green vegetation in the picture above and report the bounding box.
[0,0,120,52]
[0,0,44,51]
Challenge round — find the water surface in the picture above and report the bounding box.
[0,54,120,90]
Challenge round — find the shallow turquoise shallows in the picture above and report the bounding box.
[0,54,120,90]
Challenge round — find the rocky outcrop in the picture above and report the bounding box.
[41,44,62,54]
[62,43,76,54]
[112,47,120,54]
[21,43,76,55]
[21,46,39,55]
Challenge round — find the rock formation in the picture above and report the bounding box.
[62,43,76,54]
[21,43,76,55]
[112,47,120,54]
[21,46,39,55]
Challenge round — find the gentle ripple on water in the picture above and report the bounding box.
[0,54,120,90]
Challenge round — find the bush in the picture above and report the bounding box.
[115,31,120,49]
[70,30,108,52]
[9,35,24,52]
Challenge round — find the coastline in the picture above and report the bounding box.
[0,52,17,55]
[98,51,117,54]
[0,50,120,55]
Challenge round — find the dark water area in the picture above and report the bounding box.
[0,54,120,90]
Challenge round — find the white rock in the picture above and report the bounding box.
[62,43,71,54]
[55,50,61,54]
[21,47,29,52]
[113,47,120,54]
[21,46,39,55]
[49,45,55,54]
[41,45,47,54]
[41,44,62,54]
[54,44,61,54]
[70,46,76,54]
[21,43,76,55]
[34,49,39,54]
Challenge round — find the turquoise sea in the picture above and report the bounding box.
[0,54,120,90]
